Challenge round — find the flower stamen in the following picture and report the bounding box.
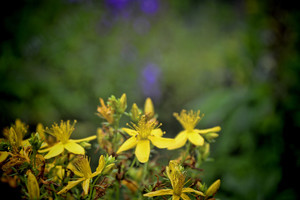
[46,120,77,144]
[127,116,160,140]
[173,110,204,132]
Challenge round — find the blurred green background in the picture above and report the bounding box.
[1,0,300,199]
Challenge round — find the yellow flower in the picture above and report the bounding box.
[97,98,114,124]
[168,110,221,150]
[57,155,106,195]
[26,170,40,200]
[1,119,30,152]
[116,116,173,163]
[39,120,96,159]
[144,160,204,200]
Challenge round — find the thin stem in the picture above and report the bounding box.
[181,142,191,164]
[115,181,120,200]
[142,161,149,183]
[129,156,137,169]
[88,174,102,200]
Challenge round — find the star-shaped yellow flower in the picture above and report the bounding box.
[39,120,96,159]
[57,155,106,195]
[168,110,221,150]
[144,160,204,200]
[116,116,174,163]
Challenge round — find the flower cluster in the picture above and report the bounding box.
[0,94,221,199]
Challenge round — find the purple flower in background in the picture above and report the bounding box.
[140,0,159,15]
[104,0,133,20]
[140,63,162,101]
[105,0,131,10]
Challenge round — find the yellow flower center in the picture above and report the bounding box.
[73,156,92,178]
[174,110,203,132]
[130,116,160,140]
[46,120,76,144]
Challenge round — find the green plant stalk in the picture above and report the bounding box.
[181,142,191,164]
[115,181,120,200]
[142,161,149,183]
[88,174,102,200]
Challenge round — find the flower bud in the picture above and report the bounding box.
[202,143,210,160]
[26,170,40,200]
[102,163,115,175]
[204,133,219,141]
[121,180,138,193]
[119,93,127,112]
[79,141,91,148]
[144,97,154,118]
[206,179,221,197]
[131,103,141,122]
[0,151,9,163]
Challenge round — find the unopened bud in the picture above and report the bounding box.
[203,143,210,160]
[121,180,138,193]
[80,141,91,148]
[131,103,141,122]
[0,151,9,163]
[102,163,115,175]
[205,133,219,141]
[144,97,154,118]
[27,170,40,200]
[206,179,221,197]
[119,93,127,112]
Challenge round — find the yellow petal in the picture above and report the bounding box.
[167,131,188,150]
[44,143,64,159]
[148,136,174,148]
[172,195,180,200]
[116,136,137,154]
[135,140,150,163]
[92,155,105,177]
[151,128,163,137]
[68,163,84,177]
[64,142,85,155]
[82,178,90,195]
[188,131,204,146]
[180,193,191,200]
[38,146,52,153]
[143,189,173,197]
[69,135,97,143]
[122,128,138,136]
[195,126,221,134]
[21,139,30,147]
[57,178,84,194]
[182,187,205,196]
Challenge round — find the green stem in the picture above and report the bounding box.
[182,142,191,164]
[88,174,102,200]
[142,162,149,183]
[115,181,120,200]
[129,156,137,169]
